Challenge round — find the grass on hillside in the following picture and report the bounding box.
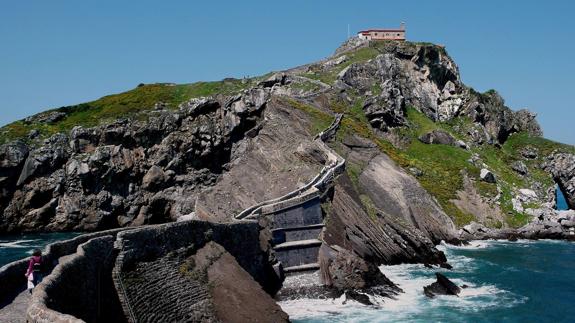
[291,90,571,228]
[0,79,256,145]
[304,46,380,85]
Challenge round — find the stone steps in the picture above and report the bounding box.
[283,263,320,273]
[273,239,322,251]
[272,224,324,244]
[272,223,325,232]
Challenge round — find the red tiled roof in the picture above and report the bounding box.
[359,29,405,33]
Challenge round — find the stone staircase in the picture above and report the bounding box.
[235,112,345,275]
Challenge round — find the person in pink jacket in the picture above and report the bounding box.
[25,249,44,292]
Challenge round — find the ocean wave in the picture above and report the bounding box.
[439,240,491,250]
[0,240,36,248]
[280,260,526,322]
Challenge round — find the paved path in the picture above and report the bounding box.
[0,290,29,323]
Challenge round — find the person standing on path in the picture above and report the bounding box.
[25,249,44,292]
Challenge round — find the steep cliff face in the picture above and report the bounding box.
[0,89,271,232]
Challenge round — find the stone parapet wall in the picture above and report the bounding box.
[0,227,129,307]
[27,236,125,323]
[261,188,320,216]
[0,258,29,308]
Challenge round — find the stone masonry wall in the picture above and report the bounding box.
[112,220,280,322]
[120,250,216,322]
[27,236,125,323]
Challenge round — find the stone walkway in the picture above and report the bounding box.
[0,290,30,323]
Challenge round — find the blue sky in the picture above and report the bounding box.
[1,0,574,144]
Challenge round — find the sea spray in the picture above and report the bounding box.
[278,240,573,323]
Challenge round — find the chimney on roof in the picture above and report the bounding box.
[400,22,406,30]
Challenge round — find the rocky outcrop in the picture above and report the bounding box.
[460,91,542,145]
[194,98,325,221]
[338,43,463,123]
[545,153,575,209]
[335,42,541,145]
[0,88,271,233]
[323,174,448,265]
[460,208,575,240]
[318,244,401,301]
[423,273,461,298]
[194,242,289,323]
[0,141,29,215]
[357,154,457,244]
[418,129,468,149]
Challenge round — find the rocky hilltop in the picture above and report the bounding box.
[0,40,574,249]
[1,37,575,321]
[1,39,573,236]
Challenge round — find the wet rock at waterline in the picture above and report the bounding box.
[423,272,461,298]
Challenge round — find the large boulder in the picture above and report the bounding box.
[511,161,529,175]
[319,244,397,292]
[423,273,461,298]
[480,168,496,183]
[545,153,575,210]
[142,166,167,191]
[418,129,468,149]
[419,129,457,146]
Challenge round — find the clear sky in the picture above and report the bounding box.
[1,0,573,144]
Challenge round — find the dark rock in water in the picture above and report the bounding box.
[424,263,433,269]
[439,262,453,270]
[423,273,461,298]
[445,238,469,246]
[319,244,398,291]
[508,234,519,242]
[461,284,469,289]
[344,290,373,306]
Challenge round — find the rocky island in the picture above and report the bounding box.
[0,38,574,322]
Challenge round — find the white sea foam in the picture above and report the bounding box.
[279,245,527,322]
[0,240,35,248]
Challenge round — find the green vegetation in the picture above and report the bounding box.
[304,46,380,85]
[283,98,333,136]
[0,78,256,144]
[293,86,568,228]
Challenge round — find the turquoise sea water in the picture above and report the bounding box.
[0,232,80,268]
[280,240,575,323]
[557,185,569,210]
